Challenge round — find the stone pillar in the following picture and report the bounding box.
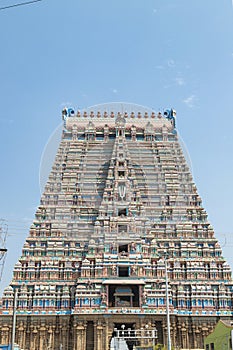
[39,324,47,350]
[47,325,53,350]
[0,324,10,345]
[201,323,210,349]
[140,322,147,347]
[25,324,34,350]
[51,325,56,350]
[188,324,194,350]
[96,321,104,350]
[54,326,61,350]
[181,322,188,349]
[76,322,86,350]
[61,324,69,350]
[194,326,201,349]
[171,321,177,348]
[162,320,167,349]
[176,322,182,349]
[191,324,197,349]
[32,326,38,350]
[83,322,87,350]
[17,321,26,349]
[104,320,113,350]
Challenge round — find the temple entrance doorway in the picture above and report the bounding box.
[109,321,161,350]
[110,323,137,350]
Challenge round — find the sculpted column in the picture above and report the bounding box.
[105,321,114,350]
[25,324,33,350]
[76,321,86,350]
[192,324,198,349]
[17,321,26,349]
[47,325,54,350]
[180,322,188,349]
[162,320,167,349]
[60,323,68,350]
[32,326,38,350]
[194,325,201,349]
[95,321,104,350]
[0,323,10,345]
[171,321,177,347]
[201,323,210,350]
[39,324,47,350]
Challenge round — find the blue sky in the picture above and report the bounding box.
[0,0,233,294]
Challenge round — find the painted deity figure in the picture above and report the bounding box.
[111,265,117,276]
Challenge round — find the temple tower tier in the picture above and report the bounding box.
[0,103,232,350]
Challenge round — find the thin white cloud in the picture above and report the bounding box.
[175,77,185,86]
[163,76,186,89]
[152,8,157,14]
[183,94,197,108]
[155,58,177,70]
[112,89,118,94]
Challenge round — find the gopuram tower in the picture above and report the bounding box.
[0,103,232,350]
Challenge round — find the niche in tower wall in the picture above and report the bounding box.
[119,244,128,253]
[118,225,128,234]
[118,208,127,216]
[118,171,125,178]
[108,285,139,307]
[119,266,129,277]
